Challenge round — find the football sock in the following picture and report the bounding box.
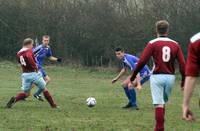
[129,88,137,107]
[34,88,43,96]
[43,90,57,107]
[123,86,131,102]
[154,107,165,131]
[15,92,27,102]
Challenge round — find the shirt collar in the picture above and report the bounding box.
[122,54,127,61]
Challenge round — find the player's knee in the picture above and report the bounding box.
[122,81,129,87]
[132,82,137,87]
[154,104,164,108]
[45,76,51,83]
[121,83,127,88]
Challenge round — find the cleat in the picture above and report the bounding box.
[21,98,27,101]
[52,105,60,109]
[122,103,133,109]
[33,94,44,101]
[130,106,139,110]
[6,97,16,108]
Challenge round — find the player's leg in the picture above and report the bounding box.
[151,74,175,131]
[125,76,138,109]
[6,73,32,108]
[33,68,48,101]
[121,78,131,108]
[39,67,50,84]
[34,72,57,108]
[150,75,165,131]
[44,75,51,85]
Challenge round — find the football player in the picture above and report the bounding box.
[6,38,58,108]
[130,20,185,131]
[112,47,151,110]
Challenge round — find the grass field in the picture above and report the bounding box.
[0,61,200,131]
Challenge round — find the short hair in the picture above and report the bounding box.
[42,35,50,39]
[23,38,33,46]
[115,47,124,52]
[156,20,169,35]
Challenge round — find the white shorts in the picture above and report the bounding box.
[150,74,175,105]
[21,72,46,92]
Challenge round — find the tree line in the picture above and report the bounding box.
[0,0,199,66]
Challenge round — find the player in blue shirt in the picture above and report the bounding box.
[112,47,151,110]
[32,35,62,101]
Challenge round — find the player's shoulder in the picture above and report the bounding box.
[190,32,200,43]
[148,37,178,45]
[17,47,29,54]
[33,44,43,50]
[125,53,138,59]
[44,45,51,50]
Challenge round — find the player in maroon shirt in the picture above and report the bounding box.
[130,20,185,131]
[6,38,58,108]
[182,32,200,122]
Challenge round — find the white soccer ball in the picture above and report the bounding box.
[86,97,96,107]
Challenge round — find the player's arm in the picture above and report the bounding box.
[182,76,197,121]
[112,68,126,84]
[47,48,62,62]
[49,56,61,62]
[130,43,153,81]
[177,45,186,88]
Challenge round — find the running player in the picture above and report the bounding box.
[112,47,151,110]
[130,20,185,131]
[6,38,58,108]
[32,35,62,100]
[182,32,200,122]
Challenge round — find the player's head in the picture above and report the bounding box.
[42,35,50,46]
[156,20,169,37]
[23,38,33,49]
[115,47,125,60]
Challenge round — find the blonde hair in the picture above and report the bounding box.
[23,38,33,46]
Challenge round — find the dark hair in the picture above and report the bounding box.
[156,20,169,35]
[42,35,50,39]
[115,47,124,52]
[23,38,33,46]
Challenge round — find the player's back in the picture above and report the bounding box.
[123,54,150,74]
[190,32,200,56]
[149,37,183,74]
[17,48,38,73]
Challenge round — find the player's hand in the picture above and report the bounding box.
[182,105,195,122]
[57,58,62,62]
[128,82,133,88]
[111,78,118,84]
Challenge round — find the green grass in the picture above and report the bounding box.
[0,61,200,131]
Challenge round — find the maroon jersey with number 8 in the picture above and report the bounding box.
[17,48,38,73]
[131,37,185,81]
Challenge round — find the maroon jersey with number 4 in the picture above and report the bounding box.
[131,36,185,81]
[17,48,38,73]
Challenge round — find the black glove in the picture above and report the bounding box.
[57,58,62,62]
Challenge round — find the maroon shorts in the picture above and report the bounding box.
[185,43,200,76]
